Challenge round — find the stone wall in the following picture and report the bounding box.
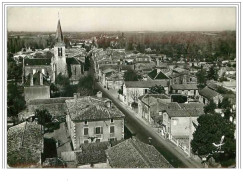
[24,86,50,102]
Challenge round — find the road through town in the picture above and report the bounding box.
[95,82,203,168]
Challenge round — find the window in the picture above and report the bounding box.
[84,121,88,125]
[96,138,101,143]
[110,118,114,123]
[84,140,89,144]
[84,128,89,135]
[110,126,115,134]
[95,127,103,134]
[145,89,148,94]
[58,48,62,56]
[109,138,117,142]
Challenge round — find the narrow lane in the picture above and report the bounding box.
[95,82,203,168]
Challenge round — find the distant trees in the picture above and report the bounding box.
[196,68,207,89]
[124,70,142,81]
[207,66,219,81]
[191,113,236,167]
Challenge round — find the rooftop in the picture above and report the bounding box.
[171,84,198,90]
[76,142,109,165]
[124,80,168,88]
[24,58,52,66]
[199,86,220,99]
[106,138,172,168]
[65,96,125,121]
[148,69,169,80]
[7,122,43,167]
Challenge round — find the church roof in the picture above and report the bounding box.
[55,19,64,43]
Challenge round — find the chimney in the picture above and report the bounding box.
[156,68,160,74]
[40,73,43,85]
[30,73,33,86]
[73,93,77,100]
[156,58,160,66]
[97,91,102,98]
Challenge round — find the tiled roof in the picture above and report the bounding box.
[24,58,51,66]
[199,86,220,99]
[148,69,169,80]
[124,80,168,88]
[65,96,125,121]
[106,138,172,168]
[165,108,204,117]
[171,84,198,90]
[7,122,43,167]
[76,142,109,165]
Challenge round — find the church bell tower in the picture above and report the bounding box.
[53,14,67,80]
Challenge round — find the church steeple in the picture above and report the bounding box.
[55,14,64,43]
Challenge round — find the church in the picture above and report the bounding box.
[23,17,89,101]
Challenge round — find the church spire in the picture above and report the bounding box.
[55,13,64,43]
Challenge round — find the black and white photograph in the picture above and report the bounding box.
[4,4,239,169]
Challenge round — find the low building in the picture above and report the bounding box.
[199,86,223,105]
[171,84,199,98]
[7,122,43,168]
[65,95,125,150]
[123,80,169,107]
[105,138,173,168]
[138,94,171,123]
[161,103,204,139]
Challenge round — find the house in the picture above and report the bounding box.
[199,86,223,105]
[161,103,204,139]
[170,84,199,98]
[135,54,151,63]
[26,97,73,121]
[169,72,197,85]
[222,80,236,92]
[137,94,171,123]
[7,122,43,168]
[65,94,125,150]
[123,80,169,107]
[105,138,172,168]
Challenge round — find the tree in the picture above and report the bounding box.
[207,66,219,81]
[7,60,23,82]
[224,108,231,121]
[77,75,96,96]
[221,97,232,110]
[196,68,207,89]
[149,85,165,94]
[191,113,236,166]
[35,109,52,131]
[204,100,216,114]
[124,70,142,81]
[7,82,26,120]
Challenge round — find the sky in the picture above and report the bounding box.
[7,7,236,32]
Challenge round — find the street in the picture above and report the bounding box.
[95,82,203,168]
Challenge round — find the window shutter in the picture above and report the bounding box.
[101,127,103,134]
[94,127,96,135]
